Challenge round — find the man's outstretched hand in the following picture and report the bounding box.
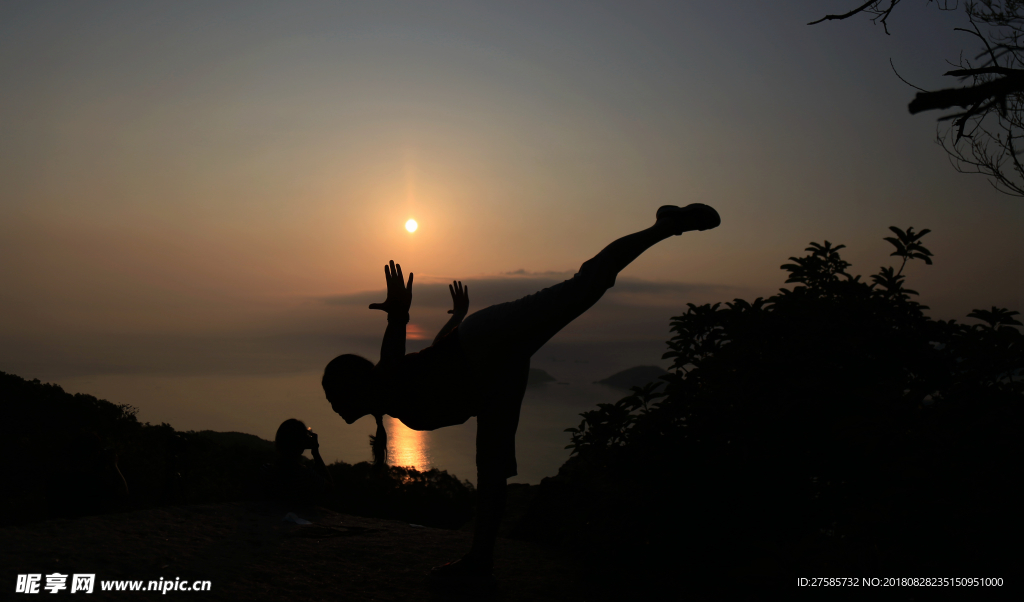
[448,280,469,317]
[369,260,413,316]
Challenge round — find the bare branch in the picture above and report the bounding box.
[908,74,1024,113]
[808,1,886,26]
[939,111,1024,196]
[955,11,1000,67]
[815,0,1024,196]
[944,66,1019,76]
[809,0,904,34]
[1006,127,1024,181]
[891,58,931,92]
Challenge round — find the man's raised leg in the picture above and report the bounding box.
[581,203,721,278]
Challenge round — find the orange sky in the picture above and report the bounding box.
[1,2,1021,464]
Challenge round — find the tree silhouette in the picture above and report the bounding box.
[540,225,1021,590]
[812,1,1024,196]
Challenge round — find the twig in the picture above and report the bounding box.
[808,0,882,26]
[890,58,930,92]
[809,0,903,34]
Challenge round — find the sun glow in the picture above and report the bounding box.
[405,219,418,233]
[385,416,432,471]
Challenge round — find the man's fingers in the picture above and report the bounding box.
[407,272,414,291]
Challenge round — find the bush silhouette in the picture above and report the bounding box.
[519,226,1021,590]
[0,372,474,529]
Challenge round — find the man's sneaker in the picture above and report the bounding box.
[656,203,721,234]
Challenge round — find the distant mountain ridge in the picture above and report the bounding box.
[192,430,275,452]
[594,365,668,390]
[526,368,558,387]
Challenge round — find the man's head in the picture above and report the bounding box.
[275,418,312,457]
[322,354,375,424]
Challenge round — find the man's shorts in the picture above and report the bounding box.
[458,257,616,365]
[459,256,617,480]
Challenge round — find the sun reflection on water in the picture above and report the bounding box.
[384,416,433,471]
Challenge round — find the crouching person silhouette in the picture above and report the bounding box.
[268,419,334,507]
[322,204,720,591]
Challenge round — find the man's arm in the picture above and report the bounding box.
[381,314,407,364]
[433,315,461,346]
[368,260,413,365]
[434,280,469,345]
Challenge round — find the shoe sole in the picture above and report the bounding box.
[656,204,721,232]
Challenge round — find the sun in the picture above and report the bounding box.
[405,219,418,233]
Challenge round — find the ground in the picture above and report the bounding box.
[1,501,588,601]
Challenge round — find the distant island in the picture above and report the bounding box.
[594,365,668,390]
[526,368,558,387]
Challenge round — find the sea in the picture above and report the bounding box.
[53,340,669,485]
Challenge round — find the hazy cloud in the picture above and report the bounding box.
[3,272,748,380]
[320,272,745,312]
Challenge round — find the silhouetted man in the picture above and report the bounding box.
[322,204,720,591]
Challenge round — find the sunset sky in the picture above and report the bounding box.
[2,1,1021,474]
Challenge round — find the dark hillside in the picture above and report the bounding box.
[0,371,475,530]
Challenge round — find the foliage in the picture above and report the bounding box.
[0,372,475,529]
[540,226,1021,586]
[566,225,1021,456]
[323,463,475,530]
